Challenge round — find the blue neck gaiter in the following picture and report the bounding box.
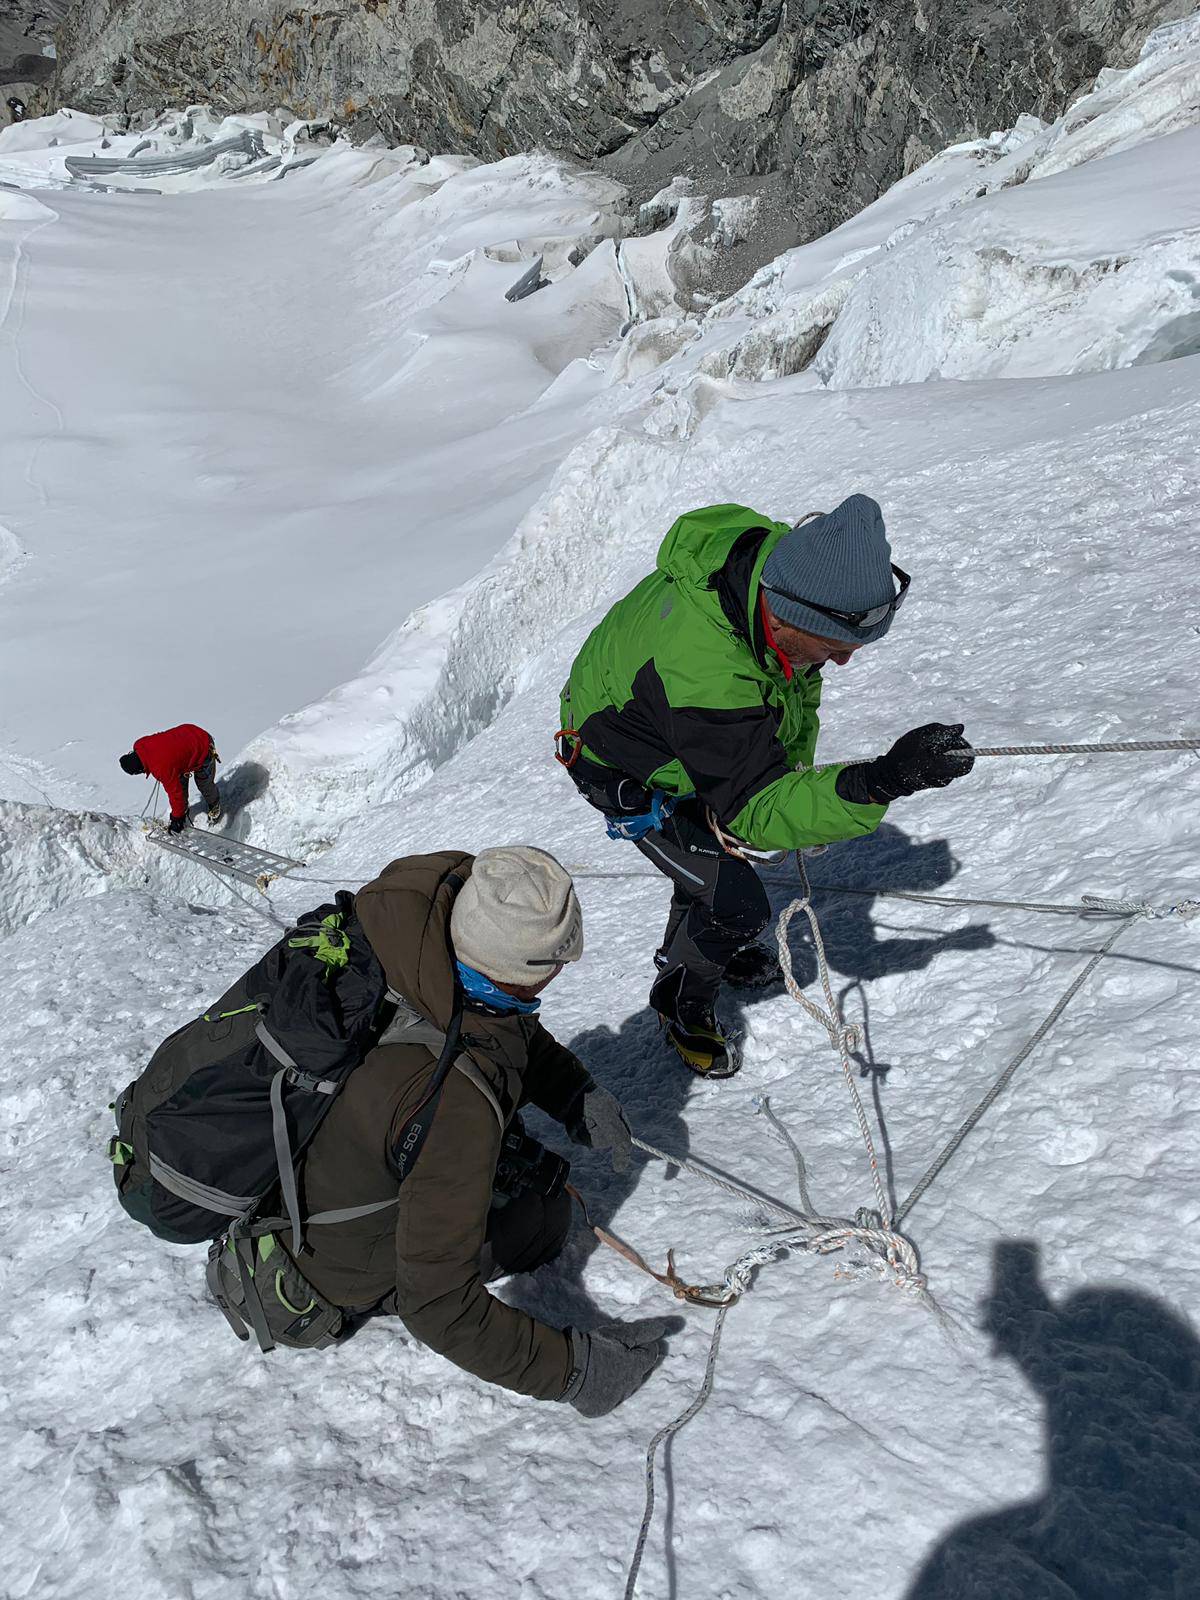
[455,961,540,1016]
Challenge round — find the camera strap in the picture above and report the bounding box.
[383,994,508,1180]
[383,996,465,1183]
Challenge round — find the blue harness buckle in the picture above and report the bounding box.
[605,791,677,843]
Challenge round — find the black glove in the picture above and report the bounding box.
[167,813,189,834]
[564,1084,633,1174]
[836,723,975,806]
[558,1317,676,1417]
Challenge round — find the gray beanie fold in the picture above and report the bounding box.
[761,493,897,645]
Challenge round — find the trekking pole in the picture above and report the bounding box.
[818,737,1200,771]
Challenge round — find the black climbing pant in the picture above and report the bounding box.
[190,749,220,813]
[634,800,770,1013]
[568,758,771,1013]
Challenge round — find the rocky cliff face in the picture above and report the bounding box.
[46,0,1192,285]
[2,1,66,112]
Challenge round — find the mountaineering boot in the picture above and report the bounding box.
[207,803,224,825]
[660,1005,741,1079]
[724,942,782,990]
[649,966,741,1079]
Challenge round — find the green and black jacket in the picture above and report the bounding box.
[561,504,888,852]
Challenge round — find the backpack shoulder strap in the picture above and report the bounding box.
[385,993,465,1184]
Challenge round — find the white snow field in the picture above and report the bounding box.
[0,108,639,812]
[3,14,1200,1600]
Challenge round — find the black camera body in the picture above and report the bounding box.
[492,1123,569,1203]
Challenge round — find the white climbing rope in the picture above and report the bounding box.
[620,857,932,1599]
[772,853,927,1289]
[138,780,163,821]
[620,848,1198,1596]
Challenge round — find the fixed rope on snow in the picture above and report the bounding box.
[617,843,1197,1597]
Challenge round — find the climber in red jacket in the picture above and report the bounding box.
[120,723,222,832]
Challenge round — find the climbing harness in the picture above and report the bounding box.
[605,791,679,843]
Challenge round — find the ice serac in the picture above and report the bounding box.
[45,0,1195,292]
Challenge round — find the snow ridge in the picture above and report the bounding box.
[245,426,686,848]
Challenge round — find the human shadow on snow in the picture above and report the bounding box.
[210,759,271,835]
[763,820,996,989]
[905,1239,1200,1600]
[508,821,991,1331]
[499,822,997,1594]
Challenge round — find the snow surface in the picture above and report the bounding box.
[3,15,1200,1600]
[0,109,639,812]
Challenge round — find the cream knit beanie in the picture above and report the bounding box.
[451,846,583,985]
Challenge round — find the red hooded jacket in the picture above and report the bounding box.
[133,724,214,819]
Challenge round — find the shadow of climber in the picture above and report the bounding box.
[500,1002,700,1335]
[905,1239,1200,1600]
[764,821,996,990]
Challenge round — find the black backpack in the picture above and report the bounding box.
[108,886,463,1255]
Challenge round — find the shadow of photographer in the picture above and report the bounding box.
[907,1239,1200,1599]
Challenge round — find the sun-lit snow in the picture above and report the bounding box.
[0,109,642,813]
[2,15,1199,1600]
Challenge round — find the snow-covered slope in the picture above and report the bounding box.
[3,16,1200,1600]
[0,109,640,814]
[234,12,1200,853]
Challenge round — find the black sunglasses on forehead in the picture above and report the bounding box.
[765,563,911,634]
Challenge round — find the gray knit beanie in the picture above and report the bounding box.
[761,494,898,645]
[451,846,583,986]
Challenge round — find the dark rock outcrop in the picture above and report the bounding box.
[2,0,66,116]
[46,0,1194,284]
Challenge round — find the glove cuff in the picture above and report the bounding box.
[561,1078,595,1142]
[835,761,896,807]
[557,1327,590,1403]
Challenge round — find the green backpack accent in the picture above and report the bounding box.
[286,911,351,974]
[206,1220,344,1351]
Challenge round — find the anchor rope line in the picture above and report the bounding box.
[616,850,933,1312]
[818,736,1200,771]
[806,882,1127,918]
[190,851,292,932]
[617,848,1195,1594]
[892,910,1142,1228]
[623,1301,733,1600]
[757,1094,820,1218]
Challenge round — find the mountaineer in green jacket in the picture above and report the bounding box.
[557,494,975,1078]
